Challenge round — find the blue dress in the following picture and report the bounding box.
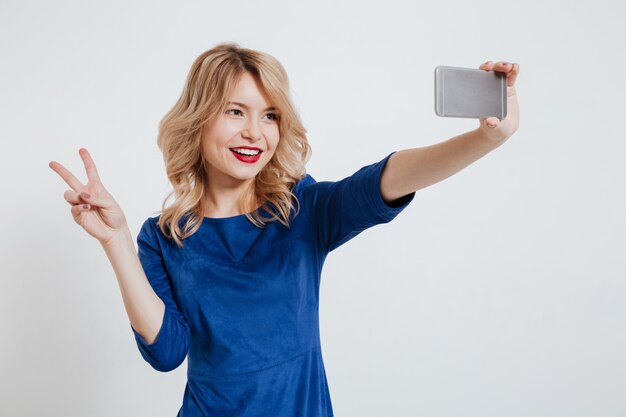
[131,151,415,416]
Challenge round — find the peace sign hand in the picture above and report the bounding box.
[49,148,128,245]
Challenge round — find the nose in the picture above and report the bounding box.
[243,120,262,142]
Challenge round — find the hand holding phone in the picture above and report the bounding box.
[434,65,507,120]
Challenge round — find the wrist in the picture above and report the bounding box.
[474,126,509,147]
[101,225,132,250]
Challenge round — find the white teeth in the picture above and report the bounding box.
[231,148,260,156]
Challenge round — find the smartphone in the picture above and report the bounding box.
[434,65,507,120]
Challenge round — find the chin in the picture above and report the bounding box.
[231,173,259,181]
[222,155,272,181]
[228,167,264,181]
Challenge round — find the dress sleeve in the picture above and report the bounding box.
[309,151,415,253]
[130,217,190,372]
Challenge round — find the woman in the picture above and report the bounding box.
[49,42,520,416]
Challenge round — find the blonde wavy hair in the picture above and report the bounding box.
[153,42,312,248]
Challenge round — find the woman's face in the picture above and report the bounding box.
[200,71,280,186]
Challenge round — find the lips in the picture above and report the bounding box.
[230,149,262,163]
[229,146,263,152]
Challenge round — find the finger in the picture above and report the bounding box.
[495,61,519,86]
[73,188,111,210]
[497,61,512,72]
[480,61,519,86]
[485,117,499,128]
[481,61,511,73]
[71,202,91,218]
[79,148,102,184]
[63,189,94,205]
[479,60,494,71]
[505,62,519,86]
[49,160,85,192]
[64,189,82,205]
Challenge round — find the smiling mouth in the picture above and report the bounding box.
[229,148,262,156]
[229,149,262,163]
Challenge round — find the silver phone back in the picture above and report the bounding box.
[435,65,507,119]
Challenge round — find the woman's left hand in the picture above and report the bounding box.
[478,61,520,144]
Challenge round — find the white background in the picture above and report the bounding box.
[2,0,625,416]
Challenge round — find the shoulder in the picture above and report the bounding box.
[139,214,178,244]
[140,214,163,231]
[138,215,162,242]
[294,173,317,190]
[292,173,323,202]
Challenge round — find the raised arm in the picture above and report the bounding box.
[49,149,189,372]
[380,61,520,202]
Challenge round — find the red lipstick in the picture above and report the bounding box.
[230,148,262,163]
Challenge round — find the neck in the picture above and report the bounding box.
[203,171,257,218]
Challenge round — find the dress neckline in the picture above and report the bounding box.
[202,212,250,222]
[202,205,263,223]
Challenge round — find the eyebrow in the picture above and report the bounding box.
[227,101,277,112]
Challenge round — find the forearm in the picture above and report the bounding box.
[101,226,165,345]
[380,128,504,202]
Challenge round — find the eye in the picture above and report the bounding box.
[226,109,243,116]
[226,109,279,121]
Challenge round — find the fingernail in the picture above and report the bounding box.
[83,204,90,209]
[81,192,91,199]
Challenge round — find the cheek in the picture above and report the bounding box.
[202,134,231,160]
[207,122,238,145]
[268,127,280,149]
[201,140,226,166]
